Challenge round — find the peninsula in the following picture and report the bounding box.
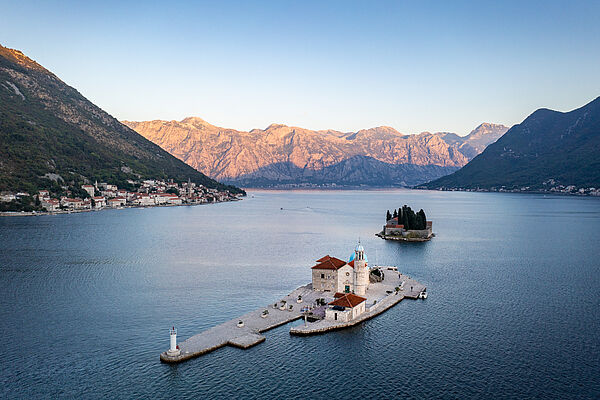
[160,242,426,363]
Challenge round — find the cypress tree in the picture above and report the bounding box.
[401,207,410,229]
[416,212,424,230]
[417,209,427,229]
[393,209,398,219]
[386,210,392,222]
[408,210,417,230]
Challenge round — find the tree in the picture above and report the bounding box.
[386,210,392,221]
[416,212,424,230]
[393,209,398,219]
[417,209,427,230]
[401,206,410,229]
[408,209,417,230]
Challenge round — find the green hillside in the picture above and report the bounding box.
[423,97,600,191]
[0,44,244,197]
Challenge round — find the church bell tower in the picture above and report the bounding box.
[353,240,369,296]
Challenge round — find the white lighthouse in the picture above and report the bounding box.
[167,326,180,356]
[352,240,369,296]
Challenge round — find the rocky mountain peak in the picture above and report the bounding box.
[124,117,508,188]
[0,44,52,75]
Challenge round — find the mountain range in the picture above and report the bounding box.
[123,118,508,188]
[0,44,242,195]
[424,97,600,191]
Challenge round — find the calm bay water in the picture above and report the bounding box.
[1,190,599,399]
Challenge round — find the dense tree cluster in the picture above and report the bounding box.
[385,205,428,230]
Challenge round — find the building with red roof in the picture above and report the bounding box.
[311,242,370,296]
[325,293,367,322]
[311,255,354,293]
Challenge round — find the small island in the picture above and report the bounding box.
[160,242,426,363]
[376,205,433,242]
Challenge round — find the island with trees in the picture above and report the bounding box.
[376,205,433,242]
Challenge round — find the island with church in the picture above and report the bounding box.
[160,241,427,363]
[376,205,434,242]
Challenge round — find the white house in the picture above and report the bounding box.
[93,196,106,208]
[134,193,154,206]
[41,198,60,211]
[61,197,84,209]
[81,185,95,197]
[0,193,16,202]
[107,197,126,207]
[166,195,182,205]
[152,193,169,204]
[325,293,367,322]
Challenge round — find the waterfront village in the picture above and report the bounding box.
[0,179,240,214]
[161,241,427,362]
[428,182,600,196]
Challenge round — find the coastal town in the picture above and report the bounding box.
[161,241,426,363]
[0,179,241,215]
[425,182,600,196]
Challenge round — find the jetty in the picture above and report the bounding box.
[160,267,425,363]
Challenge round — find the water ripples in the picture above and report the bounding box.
[1,191,599,398]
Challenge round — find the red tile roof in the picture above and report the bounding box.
[311,256,347,270]
[329,293,366,308]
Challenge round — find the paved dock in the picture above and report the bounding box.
[160,267,425,363]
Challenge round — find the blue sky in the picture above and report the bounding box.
[1,0,599,135]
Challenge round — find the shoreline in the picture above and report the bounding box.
[0,197,241,217]
[376,232,433,242]
[244,187,600,197]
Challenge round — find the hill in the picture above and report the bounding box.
[423,97,600,191]
[123,118,507,188]
[0,44,243,199]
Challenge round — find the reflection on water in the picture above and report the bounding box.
[1,190,599,398]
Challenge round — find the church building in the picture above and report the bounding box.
[311,241,370,296]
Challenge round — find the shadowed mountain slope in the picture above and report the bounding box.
[0,44,242,194]
[424,97,600,190]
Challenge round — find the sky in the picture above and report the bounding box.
[1,0,599,135]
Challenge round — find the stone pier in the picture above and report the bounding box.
[160,268,425,363]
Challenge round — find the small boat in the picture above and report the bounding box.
[279,302,286,310]
[261,310,269,318]
[296,295,303,303]
[419,289,428,299]
[237,320,244,327]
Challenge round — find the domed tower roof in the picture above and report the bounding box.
[349,240,367,263]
